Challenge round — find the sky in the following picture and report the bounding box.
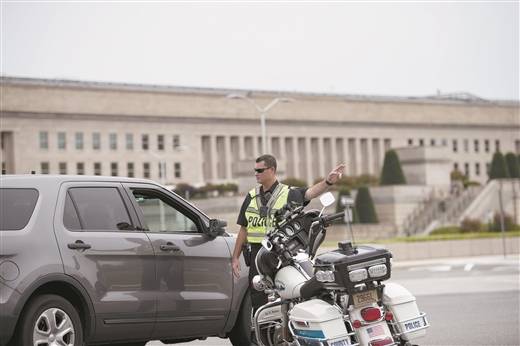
[1,1,519,100]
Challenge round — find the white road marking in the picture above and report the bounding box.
[464,263,474,271]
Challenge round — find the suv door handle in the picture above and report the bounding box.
[67,240,92,250]
[160,242,180,252]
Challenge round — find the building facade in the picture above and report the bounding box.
[1,77,519,186]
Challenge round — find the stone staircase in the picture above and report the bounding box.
[402,185,483,235]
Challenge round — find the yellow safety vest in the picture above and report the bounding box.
[245,183,290,243]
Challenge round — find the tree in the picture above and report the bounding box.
[380,150,406,185]
[354,186,378,223]
[335,187,352,224]
[505,152,520,178]
[489,151,510,180]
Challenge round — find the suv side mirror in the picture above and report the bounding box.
[207,218,227,238]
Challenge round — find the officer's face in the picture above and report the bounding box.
[254,161,274,183]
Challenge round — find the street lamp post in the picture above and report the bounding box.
[227,94,293,154]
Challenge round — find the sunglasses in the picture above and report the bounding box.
[254,167,271,174]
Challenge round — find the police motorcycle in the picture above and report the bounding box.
[251,192,429,346]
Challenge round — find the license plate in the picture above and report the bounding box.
[352,289,378,307]
[402,316,426,332]
[330,339,350,346]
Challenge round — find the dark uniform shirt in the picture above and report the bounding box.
[237,181,308,227]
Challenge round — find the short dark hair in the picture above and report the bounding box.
[256,154,277,172]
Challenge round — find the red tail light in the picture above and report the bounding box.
[361,307,381,322]
[369,337,394,346]
[352,320,362,329]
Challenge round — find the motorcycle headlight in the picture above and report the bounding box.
[348,268,368,282]
[315,270,335,283]
[368,264,387,278]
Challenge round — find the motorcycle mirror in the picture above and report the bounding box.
[319,192,335,207]
[318,192,335,217]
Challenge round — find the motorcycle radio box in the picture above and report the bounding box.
[314,242,392,291]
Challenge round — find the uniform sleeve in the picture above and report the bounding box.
[236,194,251,227]
[288,187,309,206]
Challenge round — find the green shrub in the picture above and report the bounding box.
[174,183,197,198]
[505,152,520,178]
[489,151,509,180]
[489,212,517,231]
[354,186,378,223]
[282,177,308,188]
[335,174,379,190]
[380,150,406,185]
[460,218,482,232]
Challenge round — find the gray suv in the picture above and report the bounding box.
[0,175,251,346]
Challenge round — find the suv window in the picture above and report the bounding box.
[0,188,39,230]
[66,187,132,231]
[63,192,81,230]
[132,189,198,233]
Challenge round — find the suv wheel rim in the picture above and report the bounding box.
[33,308,75,346]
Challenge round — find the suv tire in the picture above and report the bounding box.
[18,294,84,346]
[228,291,253,346]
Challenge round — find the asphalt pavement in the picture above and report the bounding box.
[148,254,520,346]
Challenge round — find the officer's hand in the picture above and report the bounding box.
[327,163,346,184]
[232,257,241,278]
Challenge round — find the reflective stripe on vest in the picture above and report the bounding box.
[245,184,290,243]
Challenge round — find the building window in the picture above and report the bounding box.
[111,162,118,176]
[453,163,459,171]
[1,161,4,174]
[142,134,149,150]
[486,163,491,175]
[126,133,134,150]
[174,162,181,178]
[94,162,102,175]
[484,139,490,153]
[58,132,66,150]
[127,162,134,177]
[143,162,150,178]
[41,162,50,174]
[464,163,469,177]
[474,139,479,153]
[109,133,117,150]
[77,162,85,175]
[475,163,480,176]
[463,139,469,152]
[452,139,458,153]
[39,131,49,149]
[75,132,84,150]
[430,139,436,146]
[59,162,67,175]
[173,135,180,149]
[441,139,447,146]
[93,132,101,150]
[419,139,424,146]
[495,140,500,152]
[158,162,166,179]
[158,135,164,150]
[408,139,413,146]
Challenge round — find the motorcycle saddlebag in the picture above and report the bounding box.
[288,299,350,346]
[382,283,429,341]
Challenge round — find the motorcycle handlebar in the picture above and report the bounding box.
[321,211,345,225]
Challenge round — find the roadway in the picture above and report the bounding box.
[148,255,520,346]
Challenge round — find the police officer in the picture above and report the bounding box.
[232,154,346,312]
